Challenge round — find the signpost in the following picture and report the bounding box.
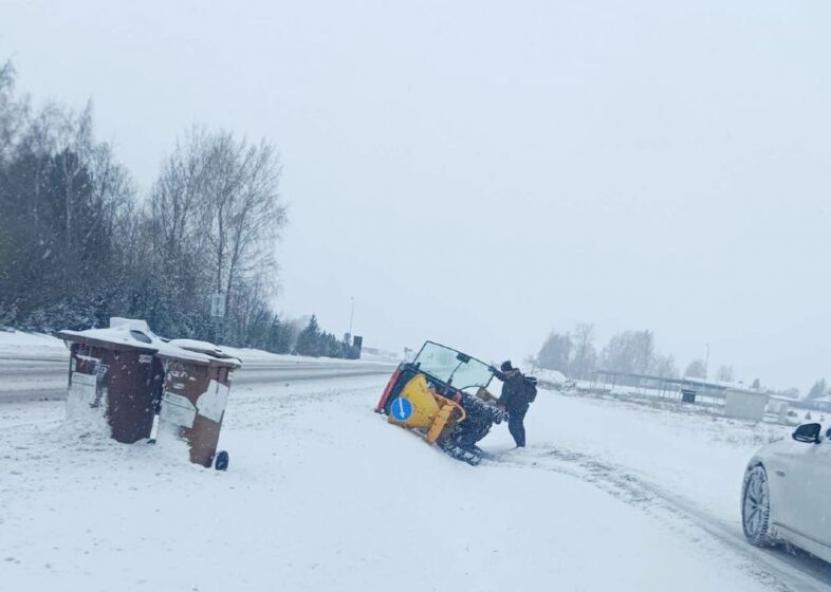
[210,293,226,318]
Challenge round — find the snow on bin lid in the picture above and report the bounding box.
[59,318,240,367]
[169,339,235,359]
[159,339,241,369]
[109,317,153,333]
[58,319,161,353]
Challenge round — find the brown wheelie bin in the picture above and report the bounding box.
[58,321,164,444]
[156,341,241,469]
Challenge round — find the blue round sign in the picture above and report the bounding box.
[390,397,413,421]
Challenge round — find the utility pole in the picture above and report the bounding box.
[704,343,710,380]
[348,296,355,338]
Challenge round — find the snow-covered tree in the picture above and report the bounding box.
[537,331,572,373]
[685,359,707,379]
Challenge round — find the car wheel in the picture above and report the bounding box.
[742,464,772,546]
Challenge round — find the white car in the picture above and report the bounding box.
[742,422,831,562]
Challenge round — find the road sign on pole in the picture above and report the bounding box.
[210,293,226,318]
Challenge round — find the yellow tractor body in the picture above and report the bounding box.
[387,374,465,444]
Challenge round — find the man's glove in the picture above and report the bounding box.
[491,406,509,424]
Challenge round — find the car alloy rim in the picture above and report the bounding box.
[743,467,768,537]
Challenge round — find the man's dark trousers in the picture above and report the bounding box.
[508,403,528,447]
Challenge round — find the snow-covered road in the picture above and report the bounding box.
[3,371,831,591]
[0,353,396,403]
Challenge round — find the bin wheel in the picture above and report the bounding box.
[215,450,229,471]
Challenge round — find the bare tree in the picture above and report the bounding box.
[144,128,286,343]
[199,132,285,311]
[570,323,597,379]
[0,61,29,163]
[601,330,654,374]
[652,354,678,378]
[149,129,213,256]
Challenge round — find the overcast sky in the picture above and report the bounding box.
[2,1,829,390]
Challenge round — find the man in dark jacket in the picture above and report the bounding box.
[494,360,532,447]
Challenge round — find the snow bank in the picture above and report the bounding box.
[0,325,393,368]
[530,368,568,387]
[0,330,66,358]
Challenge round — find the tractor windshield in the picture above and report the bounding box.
[414,341,495,391]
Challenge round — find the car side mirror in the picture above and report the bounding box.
[792,423,822,444]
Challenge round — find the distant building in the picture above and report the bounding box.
[724,389,769,422]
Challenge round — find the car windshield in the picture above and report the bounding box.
[414,341,495,391]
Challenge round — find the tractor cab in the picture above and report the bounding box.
[375,341,506,465]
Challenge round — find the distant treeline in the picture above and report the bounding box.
[534,325,732,384]
[0,60,347,358]
[532,324,822,399]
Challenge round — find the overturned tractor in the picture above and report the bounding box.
[375,341,507,465]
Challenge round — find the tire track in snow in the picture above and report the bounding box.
[483,447,831,592]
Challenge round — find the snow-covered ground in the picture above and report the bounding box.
[0,330,68,358]
[3,371,831,591]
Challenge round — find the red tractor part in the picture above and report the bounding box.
[375,365,402,413]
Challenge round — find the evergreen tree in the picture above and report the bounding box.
[806,379,827,400]
[265,315,284,353]
[295,315,322,357]
[537,332,572,373]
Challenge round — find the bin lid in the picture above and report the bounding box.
[59,319,241,368]
[58,324,160,354]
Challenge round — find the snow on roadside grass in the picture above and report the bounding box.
[517,389,792,530]
[0,330,68,359]
[0,328,396,367]
[2,375,777,591]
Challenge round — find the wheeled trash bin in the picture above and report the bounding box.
[58,319,164,444]
[156,340,241,469]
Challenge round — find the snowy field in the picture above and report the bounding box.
[3,372,831,591]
